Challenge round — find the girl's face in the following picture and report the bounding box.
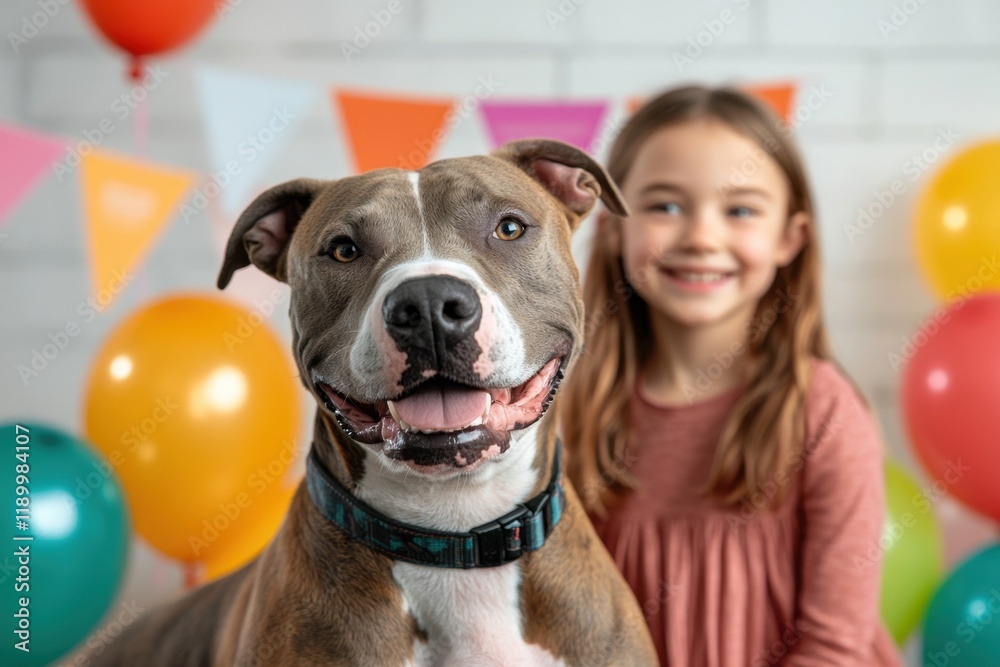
[618,119,807,329]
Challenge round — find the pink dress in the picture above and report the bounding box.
[591,359,903,666]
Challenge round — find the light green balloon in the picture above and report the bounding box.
[880,460,944,644]
[0,422,130,666]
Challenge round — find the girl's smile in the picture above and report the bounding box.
[618,118,807,330]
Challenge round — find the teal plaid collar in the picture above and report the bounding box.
[305,441,565,569]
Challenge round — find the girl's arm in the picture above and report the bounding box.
[782,363,900,666]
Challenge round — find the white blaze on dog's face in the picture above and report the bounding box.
[217,140,627,478]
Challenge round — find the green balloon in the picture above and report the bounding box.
[880,460,944,644]
[0,423,129,666]
[923,544,1000,666]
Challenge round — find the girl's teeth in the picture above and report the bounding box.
[675,271,728,282]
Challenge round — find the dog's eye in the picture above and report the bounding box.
[328,238,361,263]
[494,217,525,241]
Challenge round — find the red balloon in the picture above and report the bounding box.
[901,293,1000,522]
[80,0,218,77]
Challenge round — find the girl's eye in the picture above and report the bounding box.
[728,206,757,219]
[650,202,683,216]
[327,238,361,263]
[494,217,525,241]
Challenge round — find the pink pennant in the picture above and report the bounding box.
[479,101,609,153]
[0,124,66,225]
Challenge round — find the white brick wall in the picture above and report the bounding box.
[4,1,998,663]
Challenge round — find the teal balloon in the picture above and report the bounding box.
[0,423,129,666]
[923,543,1000,667]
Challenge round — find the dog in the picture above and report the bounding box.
[89,139,657,666]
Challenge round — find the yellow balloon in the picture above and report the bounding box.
[915,140,1000,301]
[83,293,303,565]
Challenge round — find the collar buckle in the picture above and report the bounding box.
[470,504,530,567]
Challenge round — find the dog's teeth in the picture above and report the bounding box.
[481,394,492,422]
[387,400,400,421]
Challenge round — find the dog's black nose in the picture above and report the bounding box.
[382,276,482,364]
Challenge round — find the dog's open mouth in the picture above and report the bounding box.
[315,356,564,470]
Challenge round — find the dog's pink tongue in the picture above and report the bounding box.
[390,386,488,431]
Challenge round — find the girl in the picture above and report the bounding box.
[562,86,902,666]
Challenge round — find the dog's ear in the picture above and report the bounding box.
[217,178,327,289]
[492,139,629,227]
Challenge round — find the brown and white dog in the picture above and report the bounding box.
[89,140,657,666]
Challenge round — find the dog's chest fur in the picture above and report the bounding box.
[355,424,566,666]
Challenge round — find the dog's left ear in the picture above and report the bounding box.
[217,177,327,289]
[493,139,629,227]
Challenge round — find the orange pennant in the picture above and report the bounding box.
[333,89,454,173]
[81,150,196,304]
[742,83,796,123]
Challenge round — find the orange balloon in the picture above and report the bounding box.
[83,294,303,565]
[915,140,1000,301]
[202,483,298,582]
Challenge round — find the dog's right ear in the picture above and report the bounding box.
[217,178,327,289]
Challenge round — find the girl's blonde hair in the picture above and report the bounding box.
[562,85,837,516]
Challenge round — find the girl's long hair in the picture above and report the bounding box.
[563,85,838,516]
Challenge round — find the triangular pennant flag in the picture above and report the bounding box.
[742,83,797,123]
[194,66,317,215]
[626,97,644,115]
[81,149,196,304]
[0,124,66,226]
[479,101,609,153]
[333,89,455,173]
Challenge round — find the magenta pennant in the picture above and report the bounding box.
[479,101,609,153]
[0,123,66,225]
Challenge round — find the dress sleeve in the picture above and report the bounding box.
[782,362,896,666]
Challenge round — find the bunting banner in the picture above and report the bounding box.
[81,149,196,304]
[333,89,454,173]
[479,100,609,152]
[3,73,800,307]
[0,124,66,226]
[194,66,317,216]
